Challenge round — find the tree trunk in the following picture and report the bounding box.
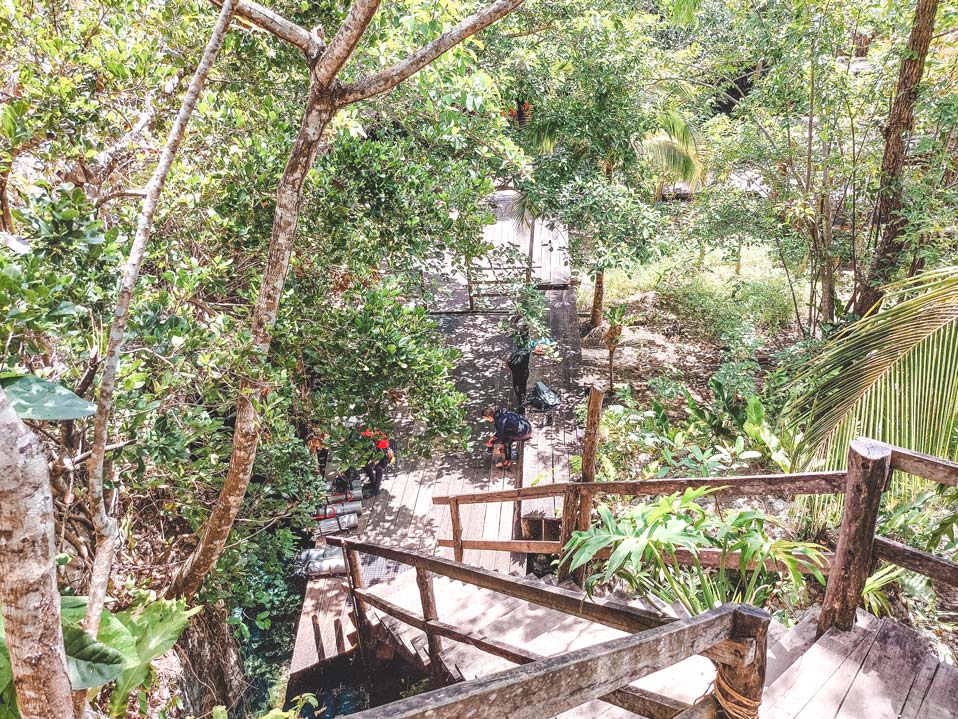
[590,269,605,328]
[168,80,335,599]
[854,0,939,315]
[174,606,247,716]
[0,389,77,719]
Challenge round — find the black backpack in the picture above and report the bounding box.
[523,381,561,412]
[507,347,532,370]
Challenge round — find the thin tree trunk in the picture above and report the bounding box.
[590,269,605,328]
[77,2,238,711]
[854,0,939,314]
[0,389,76,719]
[168,82,335,600]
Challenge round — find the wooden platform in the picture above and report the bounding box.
[289,198,583,677]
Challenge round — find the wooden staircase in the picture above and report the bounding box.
[327,537,958,719]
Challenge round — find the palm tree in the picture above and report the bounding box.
[783,267,958,474]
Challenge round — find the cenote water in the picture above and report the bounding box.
[286,652,428,717]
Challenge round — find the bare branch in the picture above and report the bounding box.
[314,0,380,83]
[94,188,147,207]
[337,0,525,105]
[81,0,240,683]
[209,0,320,57]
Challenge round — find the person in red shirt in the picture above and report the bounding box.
[360,429,394,494]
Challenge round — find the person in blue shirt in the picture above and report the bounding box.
[481,405,533,470]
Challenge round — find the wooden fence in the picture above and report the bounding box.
[326,536,769,719]
[432,438,958,635]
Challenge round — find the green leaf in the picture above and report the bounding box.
[0,375,95,420]
[62,623,125,690]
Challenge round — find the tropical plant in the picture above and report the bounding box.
[784,268,958,472]
[561,487,826,616]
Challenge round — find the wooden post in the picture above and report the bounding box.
[581,384,605,483]
[449,498,464,563]
[416,567,444,682]
[466,265,475,311]
[345,548,370,640]
[311,614,325,661]
[818,438,892,635]
[525,215,535,285]
[557,486,579,583]
[571,488,593,586]
[715,606,769,719]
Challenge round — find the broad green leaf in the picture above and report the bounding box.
[0,375,95,420]
[62,623,125,690]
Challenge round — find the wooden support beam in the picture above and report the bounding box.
[581,384,606,483]
[416,567,443,679]
[888,445,958,486]
[437,538,562,553]
[556,486,578,582]
[572,488,593,586]
[819,438,892,635]
[714,606,769,719]
[343,606,738,719]
[327,537,752,666]
[449,497,464,562]
[345,548,370,641]
[873,536,958,586]
[311,614,325,661]
[432,471,847,506]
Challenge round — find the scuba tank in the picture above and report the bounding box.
[313,500,362,519]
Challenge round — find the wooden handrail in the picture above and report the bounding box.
[327,536,755,666]
[345,604,766,719]
[432,471,848,506]
[873,536,958,586]
[888,446,958,485]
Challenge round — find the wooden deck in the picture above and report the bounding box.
[289,196,582,677]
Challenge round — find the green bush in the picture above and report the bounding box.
[657,274,794,340]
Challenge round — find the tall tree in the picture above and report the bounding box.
[853,0,940,314]
[0,388,76,719]
[168,0,525,599]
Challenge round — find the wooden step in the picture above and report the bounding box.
[765,607,820,685]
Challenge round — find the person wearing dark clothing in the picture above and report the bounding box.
[360,429,394,494]
[481,405,533,470]
[505,342,545,408]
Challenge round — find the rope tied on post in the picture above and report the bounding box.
[714,670,761,719]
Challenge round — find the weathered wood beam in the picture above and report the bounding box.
[327,538,753,666]
[874,536,958,586]
[344,605,737,719]
[888,445,958,486]
[432,471,847,506]
[435,538,832,575]
[819,438,891,635]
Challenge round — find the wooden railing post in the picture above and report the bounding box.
[818,438,892,635]
[581,384,606,483]
[571,488,593,586]
[345,548,370,639]
[416,566,444,681]
[449,497,464,563]
[715,606,769,719]
[556,486,579,582]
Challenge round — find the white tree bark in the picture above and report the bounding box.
[78,0,240,704]
[0,388,76,719]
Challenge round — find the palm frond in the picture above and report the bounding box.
[637,133,703,188]
[784,267,958,470]
[656,110,697,150]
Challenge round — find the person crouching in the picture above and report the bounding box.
[481,405,533,470]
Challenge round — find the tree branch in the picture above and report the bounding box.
[80,3,241,708]
[314,0,380,83]
[337,0,525,105]
[209,0,321,57]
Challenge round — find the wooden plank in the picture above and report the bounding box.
[438,538,561,553]
[835,620,934,719]
[355,588,427,631]
[343,605,737,719]
[889,446,958,486]
[416,568,443,677]
[873,536,958,586]
[327,536,752,666]
[762,617,881,718]
[916,662,958,718]
[900,654,940,719]
[765,608,820,685]
[449,498,464,562]
[819,439,892,634]
[433,471,848,506]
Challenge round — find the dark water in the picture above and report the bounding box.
[286,653,428,718]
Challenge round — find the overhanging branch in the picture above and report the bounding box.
[336,0,525,105]
[209,0,321,57]
[314,0,380,84]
